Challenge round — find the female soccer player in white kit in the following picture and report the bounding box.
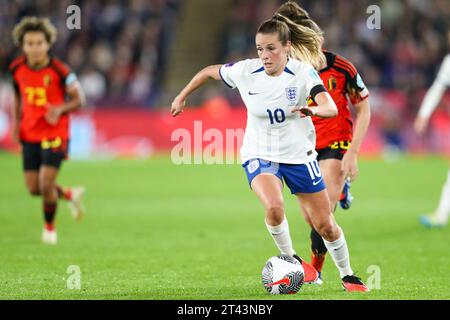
[171,15,368,292]
[414,31,450,228]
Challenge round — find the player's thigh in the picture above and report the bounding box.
[38,165,61,197]
[295,190,335,230]
[319,159,346,205]
[39,147,65,193]
[21,142,41,195]
[243,159,284,211]
[24,171,40,195]
[251,174,284,211]
[297,199,314,227]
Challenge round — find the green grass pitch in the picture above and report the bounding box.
[0,152,449,300]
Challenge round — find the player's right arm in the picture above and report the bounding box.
[45,78,86,126]
[171,65,222,117]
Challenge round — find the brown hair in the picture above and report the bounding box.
[275,1,322,34]
[275,1,326,69]
[257,13,324,69]
[12,17,57,47]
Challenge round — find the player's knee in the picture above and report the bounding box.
[39,181,54,197]
[27,186,40,196]
[265,203,285,225]
[315,221,339,241]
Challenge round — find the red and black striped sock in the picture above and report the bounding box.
[56,185,72,201]
[43,202,57,231]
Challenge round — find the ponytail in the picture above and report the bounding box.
[257,14,324,70]
[275,1,326,69]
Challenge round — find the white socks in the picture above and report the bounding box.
[323,230,354,278]
[435,170,450,224]
[265,218,296,256]
[266,219,355,279]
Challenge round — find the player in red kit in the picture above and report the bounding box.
[9,17,86,245]
[276,2,371,291]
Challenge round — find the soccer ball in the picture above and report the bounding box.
[261,254,305,294]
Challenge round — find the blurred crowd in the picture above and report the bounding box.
[0,0,180,107]
[222,0,450,98]
[218,0,450,155]
[1,0,449,108]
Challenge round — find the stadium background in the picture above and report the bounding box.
[0,0,449,300]
[0,0,449,158]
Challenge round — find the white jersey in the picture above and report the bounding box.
[220,58,324,164]
[418,54,450,119]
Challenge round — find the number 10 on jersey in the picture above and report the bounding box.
[266,108,286,124]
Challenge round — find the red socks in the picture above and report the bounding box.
[43,202,57,231]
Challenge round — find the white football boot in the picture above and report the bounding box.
[68,187,85,221]
[311,276,323,285]
[42,229,58,245]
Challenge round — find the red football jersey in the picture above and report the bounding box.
[9,56,73,143]
[308,51,369,150]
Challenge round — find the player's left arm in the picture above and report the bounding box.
[292,65,338,118]
[292,91,338,118]
[45,77,86,126]
[342,97,371,181]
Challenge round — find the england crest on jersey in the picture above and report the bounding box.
[286,87,298,104]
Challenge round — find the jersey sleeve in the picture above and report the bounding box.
[65,72,78,87]
[346,72,369,105]
[219,61,244,89]
[302,64,326,100]
[333,55,369,104]
[51,58,77,89]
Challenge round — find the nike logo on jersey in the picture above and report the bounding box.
[312,178,323,186]
[265,277,291,287]
[248,91,260,95]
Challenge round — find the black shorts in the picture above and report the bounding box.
[21,139,68,171]
[316,140,351,162]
